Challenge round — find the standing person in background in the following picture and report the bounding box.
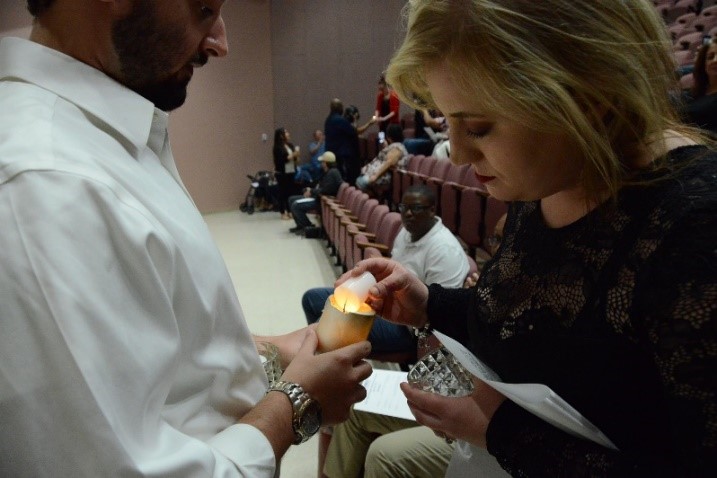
[345,0,716,475]
[325,98,361,185]
[345,104,377,135]
[373,73,401,133]
[0,2,372,476]
[273,127,300,220]
[307,129,326,181]
[682,39,717,136]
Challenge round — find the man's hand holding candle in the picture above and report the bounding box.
[280,328,373,425]
[337,258,429,329]
[315,272,378,352]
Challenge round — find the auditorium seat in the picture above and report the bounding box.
[457,186,488,256]
[391,154,414,207]
[358,212,403,260]
[693,5,717,32]
[439,163,471,234]
[424,159,452,212]
[346,204,389,270]
[338,197,377,270]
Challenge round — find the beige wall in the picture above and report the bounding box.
[170,1,274,213]
[0,0,407,213]
[270,0,407,162]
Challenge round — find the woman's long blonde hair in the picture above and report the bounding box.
[387,0,699,202]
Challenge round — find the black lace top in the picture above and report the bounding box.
[427,146,717,477]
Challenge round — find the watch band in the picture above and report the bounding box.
[267,380,320,444]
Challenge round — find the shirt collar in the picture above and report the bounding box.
[404,216,443,247]
[0,37,158,154]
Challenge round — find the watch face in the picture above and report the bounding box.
[300,400,322,436]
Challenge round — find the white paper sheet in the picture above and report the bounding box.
[433,330,618,450]
[354,369,416,421]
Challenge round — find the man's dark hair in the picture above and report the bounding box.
[405,184,436,207]
[385,123,404,143]
[27,0,55,17]
[344,105,360,121]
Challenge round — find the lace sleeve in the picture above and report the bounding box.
[485,173,717,477]
[426,283,472,345]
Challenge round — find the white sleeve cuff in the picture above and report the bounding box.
[208,424,277,477]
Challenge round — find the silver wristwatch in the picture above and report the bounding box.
[268,380,322,444]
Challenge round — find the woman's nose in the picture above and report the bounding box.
[202,16,229,58]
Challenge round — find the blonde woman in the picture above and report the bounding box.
[343,0,717,475]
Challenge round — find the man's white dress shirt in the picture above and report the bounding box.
[0,37,275,477]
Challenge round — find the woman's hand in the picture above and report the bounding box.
[337,258,429,328]
[400,378,506,447]
[463,272,480,288]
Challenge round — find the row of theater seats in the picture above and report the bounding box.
[392,155,508,257]
[655,0,717,88]
[319,155,508,273]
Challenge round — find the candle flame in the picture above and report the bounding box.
[334,287,362,313]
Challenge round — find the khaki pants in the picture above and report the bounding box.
[324,409,453,478]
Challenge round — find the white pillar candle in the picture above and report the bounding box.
[333,272,376,313]
[316,294,376,352]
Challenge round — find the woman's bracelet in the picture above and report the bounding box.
[413,321,432,350]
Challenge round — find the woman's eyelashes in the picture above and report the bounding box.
[466,126,492,139]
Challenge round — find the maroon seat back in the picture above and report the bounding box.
[392,154,418,206]
[439,164,470,234]
[458,187,488,255]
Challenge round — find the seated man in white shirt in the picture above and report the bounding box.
[0,2,371,477]
[302,184,470,478]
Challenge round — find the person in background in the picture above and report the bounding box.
[344,104,377,135]
[0,2,372,476]
[373,73,401,133]
[311,184,470,478]
[682,39,717,135]
[344,0,716,475]
[273,127,301,220]
[307,129,326,181]
[288,151,343,236]
[303,184,468,361]
[325,98,361,185]
[355,123,409,201]
[404,108,446,156]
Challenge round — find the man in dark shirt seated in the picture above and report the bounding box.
[289,151,343,235]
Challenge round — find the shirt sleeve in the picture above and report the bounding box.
[0,170,276,477]
[423,241,469,289]
[426,284,472,344]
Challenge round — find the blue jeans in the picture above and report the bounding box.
[301,287,415,354]
[288,195,318,228]
[403,138,434,156]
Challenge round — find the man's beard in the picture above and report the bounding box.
[111,1,206,111]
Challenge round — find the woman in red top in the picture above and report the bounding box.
[373,73,401,133]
